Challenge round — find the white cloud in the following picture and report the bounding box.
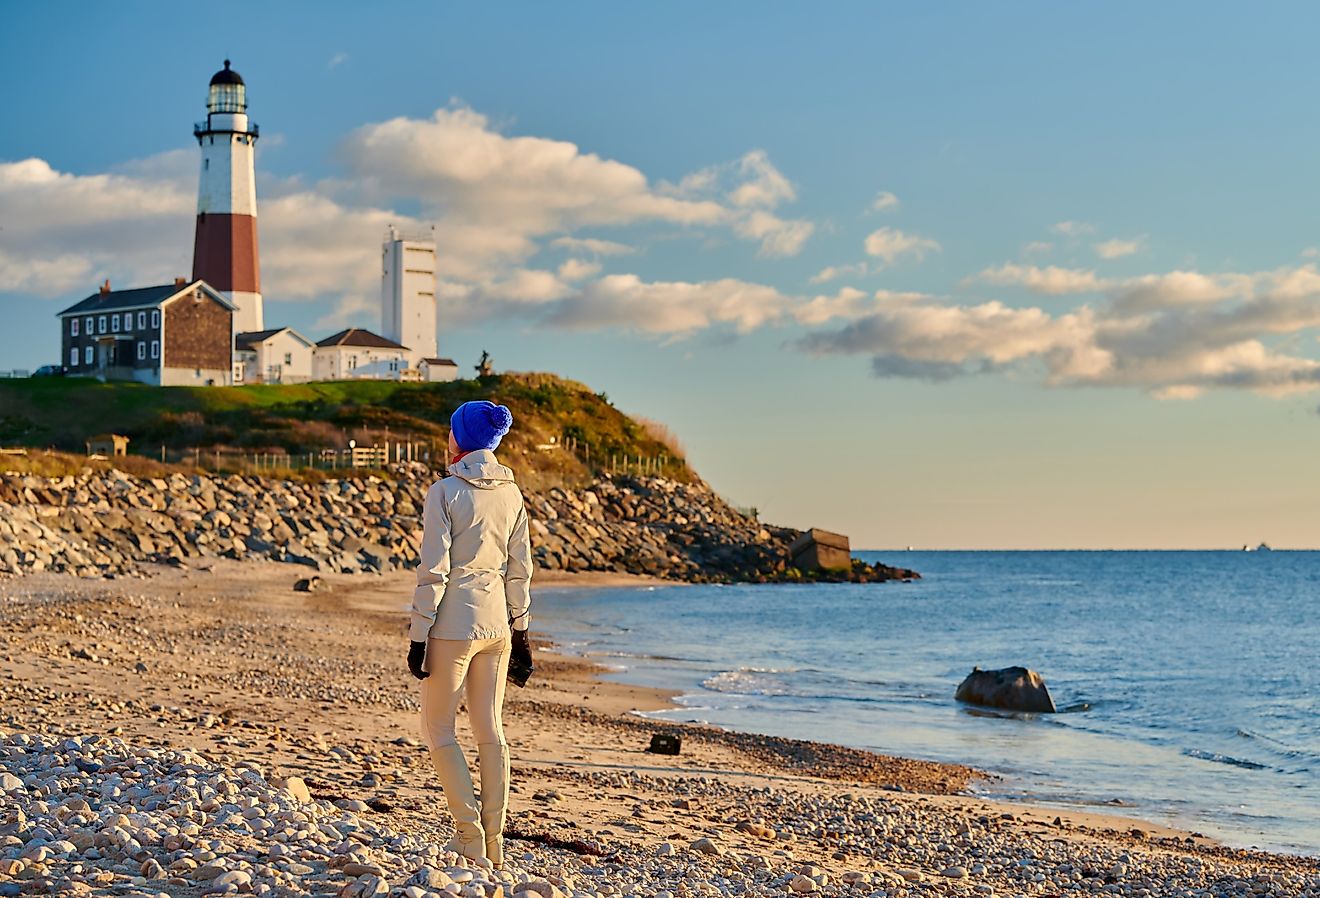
[863,227,941,265]
[734,210,815,257]
[1109,271,1250,312]
[728,150,797,209]
[544,274,791,336]
[810,262,869,284]
[793,288,930,326]
[871,191,900,213]
[1051,220,1096,236]
[797,299,1105,382]
[797,263,1320,397]
[0,154,414,307]
[557,258,601,281]
[328,52,349,70]
[663,149,814,256]
[0,249,96,297]
[973,263,1106,295]
[549,236,635,256]
[18,112,1320,401]
[0,156,195,296]
[792,287,870,326]
[2,103,819,321]
[1022,241,1053,255]
[1094,236,1145,259]
[311,292,374,333]
[342,106,729,247]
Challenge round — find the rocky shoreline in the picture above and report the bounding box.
[0,464,917,585]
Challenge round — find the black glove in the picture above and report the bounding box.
[511,629,532,670]
[407,641,429,680]
[508,628,534,687]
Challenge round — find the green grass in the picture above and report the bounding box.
[0,373,689,488]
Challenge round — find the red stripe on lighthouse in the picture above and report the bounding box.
[192,213,260,293]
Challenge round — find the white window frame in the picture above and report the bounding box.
[137,341,145,361]
[137,311,146,329]
[98,316,107,333]
[284,352,292,365]
[151,309,160,327]
[123,312,133,331]
[108,315,116,333]
[150,340,159,360]
[70,318,79,337]
[84,346,93,365]
[69,347,78,367]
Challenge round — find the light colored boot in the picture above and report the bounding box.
[430,743,487,862]
[477,742,510,868]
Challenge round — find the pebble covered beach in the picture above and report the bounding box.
[2,561,1317,898]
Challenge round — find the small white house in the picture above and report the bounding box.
[313,328,411,381]
[419,357,459,383]
[235,327,315,384]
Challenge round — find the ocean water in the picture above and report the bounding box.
[534,551,1320,856]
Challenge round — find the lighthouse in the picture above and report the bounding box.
[192,60,263,333]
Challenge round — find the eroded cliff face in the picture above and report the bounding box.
[0,463,916,584]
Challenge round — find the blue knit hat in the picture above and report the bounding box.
[450,400,514,452]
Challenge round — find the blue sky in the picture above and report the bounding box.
[5,2,1320,548]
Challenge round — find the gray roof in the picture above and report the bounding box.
[236,327,315,351]
[58,281,234,317]
[316,328,408,350]
[235,328,284,350]
[422,357,457,366]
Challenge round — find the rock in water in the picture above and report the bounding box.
[955,666,1056,713]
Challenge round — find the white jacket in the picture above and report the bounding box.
[409,450,533,641]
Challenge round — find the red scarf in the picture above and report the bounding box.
[450,449,472,467]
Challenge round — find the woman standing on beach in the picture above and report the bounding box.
[407,400,534,868]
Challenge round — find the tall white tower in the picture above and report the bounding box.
[192,60,263,333]
[381,226,437,359]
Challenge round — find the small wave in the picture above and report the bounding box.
[591,650,703,663]
[1184,748,1268,770]
[702,667,798,696]
[1232,729,1320,769]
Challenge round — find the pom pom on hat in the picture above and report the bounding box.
[450,400,514,452]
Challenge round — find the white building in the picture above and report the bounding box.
[313,328,411,381]
[381,227,436,362]
[235,327,315,384]
[419,357,459,382]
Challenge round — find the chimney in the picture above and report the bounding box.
[99,279,111,295]
[175,277,187,287]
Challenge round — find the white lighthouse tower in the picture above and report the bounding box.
[192,60,263,333]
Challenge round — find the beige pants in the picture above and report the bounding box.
[420,636,511,749]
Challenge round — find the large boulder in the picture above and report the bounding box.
[955,666,1056,713]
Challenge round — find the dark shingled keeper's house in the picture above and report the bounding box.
[57,279,235,386]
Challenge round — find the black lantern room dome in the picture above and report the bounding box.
[206,60,247,115]
[210,59,245,86]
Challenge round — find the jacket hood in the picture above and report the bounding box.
[447,449,516,489]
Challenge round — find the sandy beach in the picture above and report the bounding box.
[1,561,1317,897]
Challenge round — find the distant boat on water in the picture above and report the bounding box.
[1242,542,1273,552]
